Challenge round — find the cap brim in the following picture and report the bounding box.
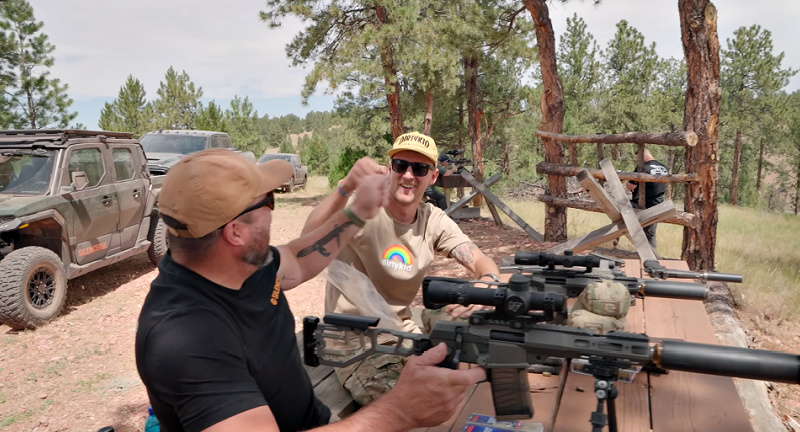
[387,148,437,166]
[256,159,293,194]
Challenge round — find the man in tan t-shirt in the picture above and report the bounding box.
[302,131,500,406]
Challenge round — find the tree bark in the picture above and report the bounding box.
[569,143,577,166]
[375,6,404,140]
[535,130,698,147]
[464,55,482,206]
[680,0,721,271]
[525,0,567,242]
[423,91,433,136]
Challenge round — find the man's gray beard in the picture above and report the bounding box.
[242,245,271,267]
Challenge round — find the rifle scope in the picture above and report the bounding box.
[515,251,608,272]
[642,260,743,283]
[423,275,567,318]
[655,339,800,384]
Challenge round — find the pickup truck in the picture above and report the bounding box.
[258,153,307,192]
[0,129,167,329]
[140,129,253,175]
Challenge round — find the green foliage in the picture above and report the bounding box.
[0,0,76,129]
[328,146,367,187]
[279,136,294,153]
[152,66,203,130]
[298,134,329,175]
[224,96,265,154]
[98,75,153,137]
[195,100,228,132]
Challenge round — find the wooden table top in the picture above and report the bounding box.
[303,259,756,432]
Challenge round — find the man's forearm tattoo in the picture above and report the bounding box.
[450,242,479,266]
[296,221,354,258]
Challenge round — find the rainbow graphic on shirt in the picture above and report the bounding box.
[381,245,413,272]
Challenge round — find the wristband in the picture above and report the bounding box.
[337,180,349,197]
[343,206,366,228]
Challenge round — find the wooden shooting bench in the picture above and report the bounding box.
[299,259,757,432]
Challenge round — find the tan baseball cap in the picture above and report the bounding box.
[387,131,438,166]
[158,148,292,238]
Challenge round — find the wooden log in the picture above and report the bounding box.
[536,162,699,183]
[536,195,698,228]
[535,130,698,147]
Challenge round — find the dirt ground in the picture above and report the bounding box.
[0,190,797,431]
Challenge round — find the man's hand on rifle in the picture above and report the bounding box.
[373,343,486,429]
[446,303,484,319]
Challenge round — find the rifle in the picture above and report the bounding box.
[304,312,800,431]
[496,251,710,302]
[642,259,744,283]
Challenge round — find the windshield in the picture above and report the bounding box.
[140,134,207,155]
[258,154,293,163]
[0,149,57,195]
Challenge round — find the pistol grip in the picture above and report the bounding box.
[488,368,534,421]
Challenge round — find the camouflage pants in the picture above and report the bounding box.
[335,307,468,406]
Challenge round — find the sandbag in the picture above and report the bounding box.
[568,302,626,334]
[577,280,631,318]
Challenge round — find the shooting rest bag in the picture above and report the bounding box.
[568,302,626,334]
[577,280,630,318]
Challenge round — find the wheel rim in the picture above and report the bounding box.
[27,266,56,310]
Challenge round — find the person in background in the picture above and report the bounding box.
[423,154,453,210]
[626,149,668,251]
[302,131,500,407]
[135,149,485,432]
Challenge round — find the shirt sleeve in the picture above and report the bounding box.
[429,208,472,255]
[142,309,265,432]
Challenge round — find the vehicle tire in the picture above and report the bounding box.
[287,177,295,193]
[147,215,169,265]
[0,247,67,330]
[300,175,307,190]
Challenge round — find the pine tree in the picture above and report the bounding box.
[195,101,227,132]
[152,66,203,130]
[0,0,76,129]
[98,75,152,137]
[225,96,265,155]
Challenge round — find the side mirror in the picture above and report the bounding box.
[71,171,89,191]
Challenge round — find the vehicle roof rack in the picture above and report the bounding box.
[0,129,134,145]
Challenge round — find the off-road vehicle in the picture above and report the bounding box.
[0,129,167,329]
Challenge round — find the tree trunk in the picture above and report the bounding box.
[680,0,721,271]
[423,91,433,136]
[525,0,566,242]
[731,128,741,205]
[795,144,800,215]
[756,137,764,192]
[569,143,577,166]
[464,55,482,206]
[596,143,604,167]
[375,6,404,140]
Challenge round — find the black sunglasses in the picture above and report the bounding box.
[235,192,275,219]
[391,159,433,177]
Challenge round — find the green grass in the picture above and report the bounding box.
[492,198,800,321]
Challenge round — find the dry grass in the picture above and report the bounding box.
[490,197,800,323]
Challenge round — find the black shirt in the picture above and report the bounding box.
[629,160,668,208]
[135,248,330,432]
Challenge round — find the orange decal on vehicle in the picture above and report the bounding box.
[77,242,108,257]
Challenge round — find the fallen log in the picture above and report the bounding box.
[536,162,699,183]
[535,130,698,147]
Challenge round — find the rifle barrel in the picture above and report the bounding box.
[656,339,800,384]
[657,269,743,283]
[634,279,708,300]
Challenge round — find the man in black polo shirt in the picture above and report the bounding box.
[627,149,669,251]
[135,149,485,432]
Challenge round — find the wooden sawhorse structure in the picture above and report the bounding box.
[437,171,543,242]
[546,159,680,260]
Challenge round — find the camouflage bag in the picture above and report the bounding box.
[568,302,627,334]
[577,280,630,318]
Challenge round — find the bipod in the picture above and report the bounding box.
[578,358,623,432]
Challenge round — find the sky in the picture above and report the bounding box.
[28,0,800,131]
